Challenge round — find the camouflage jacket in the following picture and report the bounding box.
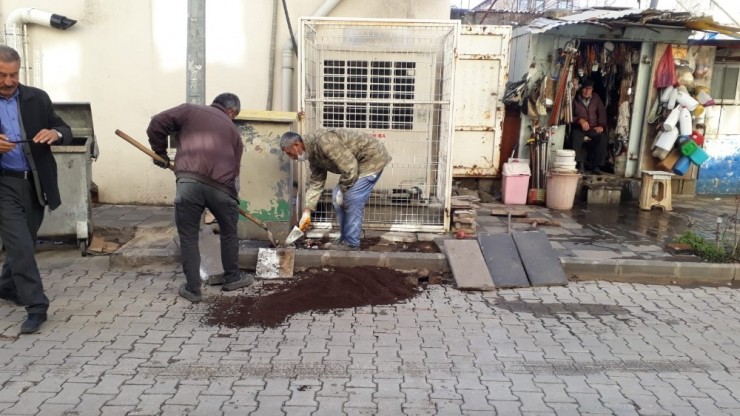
[303,128,392,211]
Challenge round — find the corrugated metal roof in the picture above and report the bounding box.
[524,16,614,34]
[519,8,702,34]
[556,8,642,22]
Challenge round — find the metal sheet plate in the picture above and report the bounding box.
[477,233,530,288]
[512,231,568,286]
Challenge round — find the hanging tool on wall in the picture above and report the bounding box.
[548,39,579,127]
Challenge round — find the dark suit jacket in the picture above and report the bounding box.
[16,84,72,210]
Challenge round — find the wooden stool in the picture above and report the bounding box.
[639,170,674,211]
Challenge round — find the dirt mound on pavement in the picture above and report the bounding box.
[206,266,422,328]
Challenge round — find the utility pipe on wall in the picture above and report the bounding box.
[186,0,206,105]
[280,0,343,111]
[5,8,77,85]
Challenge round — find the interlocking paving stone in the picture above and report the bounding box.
[3,257,740,415]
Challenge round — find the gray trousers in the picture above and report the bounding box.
[174,178,240,294]
[0,175,48,314]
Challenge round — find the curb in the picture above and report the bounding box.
[109,242,737,283]
[562,258,738,282]
[111,247,450,272]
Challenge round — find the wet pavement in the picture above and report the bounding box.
[90,195,738,264]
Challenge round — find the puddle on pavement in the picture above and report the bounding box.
[489,299,631,317]
[567,205,698,245]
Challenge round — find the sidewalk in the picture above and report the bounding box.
[89,195,739,282]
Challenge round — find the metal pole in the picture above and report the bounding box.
[187,0,206,105]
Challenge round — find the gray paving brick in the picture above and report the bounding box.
[312,396,346,415]
[252,395,289,416]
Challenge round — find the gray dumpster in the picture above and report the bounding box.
[36,103,97,255]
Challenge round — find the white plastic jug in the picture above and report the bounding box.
[678,107,693,136]
[663,107,681,131]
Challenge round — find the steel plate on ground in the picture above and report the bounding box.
[477,233,530,288]
[512,231,568,286]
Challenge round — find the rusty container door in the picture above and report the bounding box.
[452,25,511,177]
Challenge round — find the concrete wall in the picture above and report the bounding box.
[0,0,450,205]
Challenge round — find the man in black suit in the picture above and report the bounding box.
[0,45,72,334]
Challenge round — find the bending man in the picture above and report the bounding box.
[148,93,251,303]
[280,129,391,251]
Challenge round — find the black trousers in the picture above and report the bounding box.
[0,175,48,314]
[570,128,608,168]
[174,178,240,294]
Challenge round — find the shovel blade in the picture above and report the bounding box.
[256,248,295,279]
[284,226,304,246]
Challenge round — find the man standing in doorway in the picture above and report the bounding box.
[0,45,73,334]
[280,128,391,251]
[570,79,608,174]
[147,93,251,303]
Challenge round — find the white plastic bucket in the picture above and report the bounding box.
[546,171,581,210]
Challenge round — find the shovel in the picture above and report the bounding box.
[114,129,295,279]
[284,225,304,245]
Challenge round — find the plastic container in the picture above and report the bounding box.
[673,156,691,175]
[680,138,699,156]
[552,149,577,172]
[614,154,627,176]
[676,90,699,111]
[663,107,681,131]
[688,147,709,166]
[502,161,531,205]
[691,130,704,147]
[545,171,581,210]
[660,85,674,103]
[678,107,692,135]
[502,174,530,205]
[667,88,678,109]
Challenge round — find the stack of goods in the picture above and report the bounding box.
[452,209,477,236]
[550,149,577,173]
[450,194,479,236]
[649,45,713,175]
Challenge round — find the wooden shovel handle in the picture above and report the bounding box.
[114,129,269,231]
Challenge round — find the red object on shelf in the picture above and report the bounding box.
[691,130,705,147]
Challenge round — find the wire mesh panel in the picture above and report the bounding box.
[299,18,458,232]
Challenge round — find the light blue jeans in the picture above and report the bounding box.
[332,172,382,247]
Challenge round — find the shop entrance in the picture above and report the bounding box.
[564,40,641,174]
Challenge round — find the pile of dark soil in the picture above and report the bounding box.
[206,266,422,328]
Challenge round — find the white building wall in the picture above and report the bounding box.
[0,0,450,204]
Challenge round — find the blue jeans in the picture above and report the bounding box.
[333,172,382,247]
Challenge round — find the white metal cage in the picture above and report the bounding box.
[299,18,458,233]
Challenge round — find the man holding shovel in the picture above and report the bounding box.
[280,129,391,251]
[147,93,251,303]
